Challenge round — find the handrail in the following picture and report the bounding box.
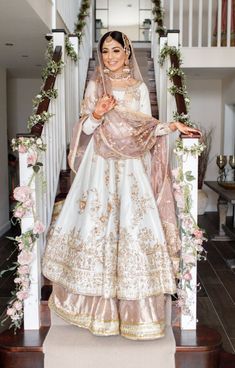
[31,45,62,137]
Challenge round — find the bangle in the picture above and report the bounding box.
[92,111,102,120]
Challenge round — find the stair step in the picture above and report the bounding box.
[0,325,223,368]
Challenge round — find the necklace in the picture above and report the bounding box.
[105,70,131,80]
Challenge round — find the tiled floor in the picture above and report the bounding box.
[198,212,235,354]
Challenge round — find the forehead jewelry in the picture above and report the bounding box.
[105,34,113,43]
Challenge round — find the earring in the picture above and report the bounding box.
[103,67,110,74]
[123,60,130,74]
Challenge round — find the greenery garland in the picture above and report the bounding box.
[158,44,197,127]
[151,0,167,36]
[74,0,91,44]
[65,36,78,62]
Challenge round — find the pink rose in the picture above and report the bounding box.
[23,198,34,209]
[14,186,32,202]
[17,250,33,265]
[171,168,179,179]
[33,221,45,234]
[18,145,27,153]
[21,279,30,289]
[194,229,203,239]
[14,207,26,219]
[174,192,184,208]
[183,272,192,281]
[177,299,184,307]
[27,152,37,166]
[182,254,195,263]
[18,241,24,250]
[18,265,29,275]
[173,182,181,192]
[14,277,21,283]
[13,301,23,311]
[7,307,16,316]
[16,290,29,300]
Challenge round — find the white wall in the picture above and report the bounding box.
[0,67,10,236]
[186,77,222,211]
[7,78,41,139]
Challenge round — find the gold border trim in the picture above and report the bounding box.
[49,295,166,340]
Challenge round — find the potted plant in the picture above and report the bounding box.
[198,127,213,215]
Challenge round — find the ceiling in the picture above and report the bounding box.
[0,0,50,78]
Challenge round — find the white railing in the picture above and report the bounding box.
[22,11,93,329]
[162,0,234,47]
[151,29,199,330]
[55,0,82,33]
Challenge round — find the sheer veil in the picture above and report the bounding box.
[68,31,181,272]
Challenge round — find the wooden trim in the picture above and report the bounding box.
[30,45,62,137]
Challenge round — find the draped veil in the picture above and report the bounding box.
[68,33,181,275]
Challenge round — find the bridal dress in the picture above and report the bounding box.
[42,36,181,341]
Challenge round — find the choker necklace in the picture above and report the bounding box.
[105,70,131,80]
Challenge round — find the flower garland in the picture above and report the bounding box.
[172,151,207,317]
[1,139,45,331]
[2,2,90,331]
[153,1,207,318]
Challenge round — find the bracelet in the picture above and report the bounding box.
[92,111,102,120]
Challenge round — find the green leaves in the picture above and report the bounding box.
[185,171,195,182]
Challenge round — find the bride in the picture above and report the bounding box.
[42,30,200,340]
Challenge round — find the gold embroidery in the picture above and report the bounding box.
[49,294,165,340]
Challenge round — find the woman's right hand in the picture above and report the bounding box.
[93,94,116,118]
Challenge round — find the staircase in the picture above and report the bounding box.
[0,37,224,366]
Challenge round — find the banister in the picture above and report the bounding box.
[31,46,62,137]
[169,53,187,115]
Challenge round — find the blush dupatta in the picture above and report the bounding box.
[68,34,181,274]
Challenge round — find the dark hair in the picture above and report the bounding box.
[99,31,132,59]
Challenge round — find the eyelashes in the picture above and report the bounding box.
[102,49,121,54]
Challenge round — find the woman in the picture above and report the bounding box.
[42,31,199,340]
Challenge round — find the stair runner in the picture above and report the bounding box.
[43,296,175,368]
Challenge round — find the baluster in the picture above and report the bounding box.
[169,0,174,29]
[179,0,184,46]
[227,0,232,47]
[198,0,203,46]
[217,0,222,47]
[188,0,193,47]
[53,30,67,169]
[208,0,212,47]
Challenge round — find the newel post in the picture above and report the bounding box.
[20,151,41,329]
[180,136,199,330]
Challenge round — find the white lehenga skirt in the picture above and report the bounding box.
[42,138,177,340]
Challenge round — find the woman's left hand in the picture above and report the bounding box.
[170,121,202,137]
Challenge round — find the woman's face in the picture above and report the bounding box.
[101,38,127,73]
